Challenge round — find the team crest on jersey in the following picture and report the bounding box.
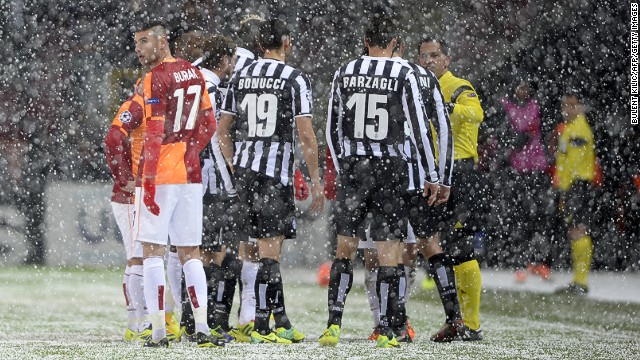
[119,110,132,124]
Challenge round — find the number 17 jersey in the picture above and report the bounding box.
[142,58,213,185]
[221,58,313,186]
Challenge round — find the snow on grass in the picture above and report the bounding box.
[0,266,638,359]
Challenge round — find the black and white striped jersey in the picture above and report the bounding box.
[326,56,439,184]
[399,59,454,189]
[197,65,237,197]
[234,47,258,73]
[221,58,313,186]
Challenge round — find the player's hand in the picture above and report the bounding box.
[434,185,451,206]
[294,169,310,201]
[143,178,160,216]
[423,182,440,206]
[309,180,324,213]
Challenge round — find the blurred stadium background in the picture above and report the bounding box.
[0,0,636,269]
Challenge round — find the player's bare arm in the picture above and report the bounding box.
[296,116,324,213]
[217,112,235,172]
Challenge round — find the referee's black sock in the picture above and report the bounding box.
[377,265,399,338]
[392,265,407,330]
[428,253,462,323]
[327,258,353,328]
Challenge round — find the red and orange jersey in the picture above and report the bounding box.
[141,58,214,185]
[105,92,146,203]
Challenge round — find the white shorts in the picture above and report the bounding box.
[134,184,203,247]
[111,202,143,260]
[358,222,417,249]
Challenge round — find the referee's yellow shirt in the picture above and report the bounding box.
[438,71,484,161]
[555,113,595,191]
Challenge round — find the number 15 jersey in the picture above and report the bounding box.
[326,56,439,184]
[221,58,313,186]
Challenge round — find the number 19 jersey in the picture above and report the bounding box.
[221,58,313,186]
[326,56,439,184]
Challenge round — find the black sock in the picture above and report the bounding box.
[377,266,399,338]
[428,253,462,323]
[255,258,291,334]
[179,273,195,334]
[207,263,226,329]
[327,258,353,327]
[267,260,291,330]
[216,257,242,331]
[392,265,407,330]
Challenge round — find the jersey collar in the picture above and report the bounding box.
[236,47,256,60]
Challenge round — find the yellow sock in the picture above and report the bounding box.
[454,260,482,331]
[571,235,592,287]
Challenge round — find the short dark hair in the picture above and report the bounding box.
[258,18,290,51]
[169,24,205,45]
[420,36,449,56]
[202,35,236,69]
[236,13,265,48]
[135,20,169,37]
[364,14,397,48]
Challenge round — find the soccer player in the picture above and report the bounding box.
[391,37,458,343]
[364,36,459,343]
[419,36,485,341]
[167,26,208,341]
[320,14,440,348]
[218,18,323,344]
[104,76,149,341]
[133,21,219,348]
[196,34,240,342]
[553,91,596,295]
[228,14,265,341]
[233,13,264,71]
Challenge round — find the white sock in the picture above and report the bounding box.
[123,266,136,331]
[183,258,209,334]
[364,268,380,328]
[166,251,182,314]
[239,260,259,325]
[143,257,166,341]
[404,265,416,304]
[129,265,147,330]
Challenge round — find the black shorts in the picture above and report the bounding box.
[234,168,296,239]
[334,156,409,241]
[561,180,594,228]
[201,193,246,253]
[407,159,484,239]
[406,192,447,239]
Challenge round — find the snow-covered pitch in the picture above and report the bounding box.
[0,266,638,359]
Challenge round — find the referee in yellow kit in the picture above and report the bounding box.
[418,36,485,341]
